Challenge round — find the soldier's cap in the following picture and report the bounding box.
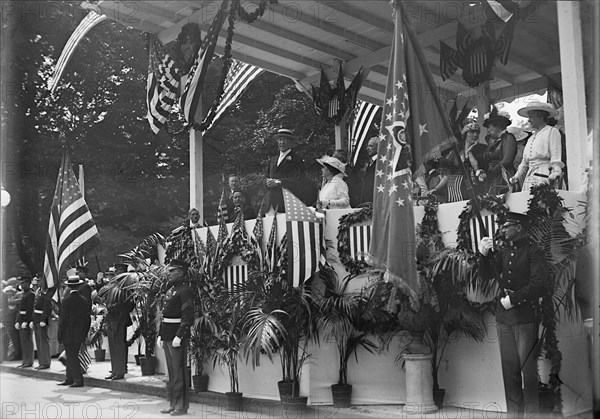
[168,259,190,271]
[114,263,128,271]
[65,275,84,287]
[503,212,529,228]
[75,265,89,273]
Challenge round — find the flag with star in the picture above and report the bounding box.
[42,151,99,301]
[366,0,455,306]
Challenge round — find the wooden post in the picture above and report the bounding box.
[475,82,490,132]
[334,120,346,152]
[190,120,204,220]
[557,2,587,192]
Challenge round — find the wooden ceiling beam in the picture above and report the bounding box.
[313,0,394,34]
[95,2,165,33]
[132,2,180,23]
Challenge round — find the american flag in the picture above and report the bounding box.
[265,212,279,273]
[282,189,325,287]
[43,152,99,299]
[146,38,180,134]
[204,59,263,132]
[222,211,251,290]
[48,11,106,93]
[366,0,455,306]
[224,265,248,291]
[180,3,226,124]
[216,187,229,224]
[469,214,497,254]
[350,100,381,166]
[251,207,265,270]
[350,224,372,261]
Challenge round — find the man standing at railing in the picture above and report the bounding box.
[479,212,548,417]
[157,259,194,416]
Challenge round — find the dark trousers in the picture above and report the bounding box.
[497,322,540,416]
[19,327,34,366]
[33,324,51,367]
[7,324,21,360]
[0,326,9,362]
[106,319,128,375]
[163,339,189,412]
[65,342,83,384]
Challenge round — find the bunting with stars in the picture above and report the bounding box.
[366,0,455,307]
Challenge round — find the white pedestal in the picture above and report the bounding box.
[403,353,437,414]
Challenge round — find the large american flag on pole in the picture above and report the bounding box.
[350,100,381,166]
[180,1,227,124]
[282,189,325,287]
[366,0,455,306]
[43,151,99,299]
[146,38,180,134]
[204,59,264,132]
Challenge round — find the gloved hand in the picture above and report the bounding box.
[508,176,519,185]
[29,322,34,329]
[548,172,560,183]
[157,336,162,348]
[479,237,494,256]
[15,323,20,330]
[500,295,513,310]
[172,336,181,348]
[21,322,28,329]
[40,322,46,328]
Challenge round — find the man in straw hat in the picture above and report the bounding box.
[157,259,194,416]
[57,275,91,388]
[479,212,548,416]
[510,101,563,191]
[264,128,305,213]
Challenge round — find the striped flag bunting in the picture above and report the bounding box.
[223,265,248,291]
[217,187,229,224]
[48,11,106,93]
[350,100,381,166]
[79,344,91,373]
[265,211,279,273]
[180,2,227,124]
[350,224,372,261]
[204,59,264,132]
[469,214,497,254]
[43,151,99,301]
[146,39,180,134]
[282,189,324,287]
[251,208,265,270]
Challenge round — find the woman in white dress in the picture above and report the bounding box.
[510,102,563,191]
[316,156,350,210]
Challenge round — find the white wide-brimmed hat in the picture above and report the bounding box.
[517,101,558,118]
[316,156,347,177]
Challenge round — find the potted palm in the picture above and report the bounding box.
[86,304,107,362]
[189,312,217,392]
[316,272,392,408]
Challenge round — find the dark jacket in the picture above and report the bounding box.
[159,283,194,341]
[479,237,548,324]
[360,159,377,204]
[264,150,304,212]
[226,190,252,218]
[78,282,93,314]
[228,204,257,222]
[58,290,91,345]
[32,293,52,324]
[16,290,35,324]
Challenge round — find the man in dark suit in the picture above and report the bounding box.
[228,191,257,221]
[226,175,251,217]
[359,136,379,204]
[104,264,134,381]
[264,128,305,213]
[57,276,92,388]
[157,259,194,416]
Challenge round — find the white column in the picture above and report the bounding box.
[557,2,587,192]
[334,120,346,151]
[190,99,204,219]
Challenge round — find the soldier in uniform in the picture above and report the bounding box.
[57,276,91,388]
[479,212,548,417]
[32,288,53,369]
[104,263,135,381]
[1,279,21,362]
[15,276,35,368]
[157,259,194,416]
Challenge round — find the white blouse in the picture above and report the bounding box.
[318,174,350,209]
[515,124,563,184]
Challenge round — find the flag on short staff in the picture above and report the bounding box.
[43,151,99,298]
[282,189,325,287]
[180,1,227,124]
[366,0,455,306]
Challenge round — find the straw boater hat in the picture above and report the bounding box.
[65,275,84,286]
[517,101,559,118]
[273,128,296,141]
[316,156,347,177]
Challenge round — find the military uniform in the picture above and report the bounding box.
[16,284,35,367]
[159,281,194,414]
[480,233,548,415]
[32,291,53,369]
